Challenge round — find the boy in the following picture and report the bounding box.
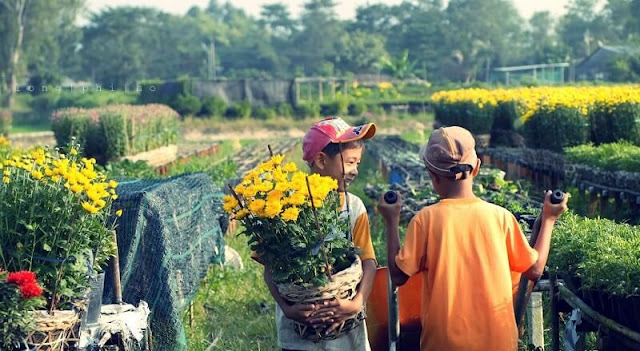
[262,116,378,351]
[377,126,568,351]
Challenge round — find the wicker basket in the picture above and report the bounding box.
[276,255,365,342]
[26,310,80,351]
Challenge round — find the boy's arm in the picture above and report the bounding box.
[523,190,568,281]
[262,263,317,323]
[377,194,410,286]
[385,216,410,286]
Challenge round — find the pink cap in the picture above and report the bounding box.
[302,117,376,164]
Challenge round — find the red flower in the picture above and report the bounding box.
[19,281,44,299]
[7,271,37,286]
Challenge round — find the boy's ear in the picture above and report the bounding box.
[471,159,481,176]
[314,152,327,170]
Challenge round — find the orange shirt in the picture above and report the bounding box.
[396,197,538,351]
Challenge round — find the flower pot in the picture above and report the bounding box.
[276,255,364,342]
[27,310,80,351]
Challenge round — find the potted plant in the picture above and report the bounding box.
[223,154,363,341]
[0,139,122,349]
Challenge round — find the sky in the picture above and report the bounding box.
[83,0,582,21]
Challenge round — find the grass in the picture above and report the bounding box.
[184,234,278,351]
[9,121,51,134]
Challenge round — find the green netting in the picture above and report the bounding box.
[103,172,227,351]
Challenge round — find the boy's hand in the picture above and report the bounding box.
[308,296,363,332]
[542,190,569,221]
[377,192,403,225]
[282,302,318,324]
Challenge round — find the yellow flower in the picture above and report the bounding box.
[70,184,83,193]
[108,180,119,189]
[31,171,43,180]
[264,201,283,218]
[70,149,78,156]
[282,162,297,173]
[282,207,300,221]
[2,176,9,184]
[111,194,118,200]
[223,195,239,213]
[235,208,249,220]
[82,202,99,214]
[115,209,123,217]
[248,199,266,215]
[51,175,61,183]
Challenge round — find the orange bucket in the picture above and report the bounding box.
[366,267,423,351]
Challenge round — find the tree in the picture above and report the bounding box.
[379,49,415,79]
[445,0,524,82]
[0,0,83,107]
[291,0,344,76]
[335,31,387,74]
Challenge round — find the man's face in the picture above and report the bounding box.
[320,147,363,192]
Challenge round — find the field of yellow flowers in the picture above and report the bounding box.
[431,85,640,151]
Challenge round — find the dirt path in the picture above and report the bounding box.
[182,122,425,142]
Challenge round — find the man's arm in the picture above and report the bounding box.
[523,190,568,280]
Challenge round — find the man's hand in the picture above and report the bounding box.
[308,296,363,334]
[282,302,318,324]
[377,192,403,225]
[542,190,569,222]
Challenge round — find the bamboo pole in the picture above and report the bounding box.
[558,283,640,344]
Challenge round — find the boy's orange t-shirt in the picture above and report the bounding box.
[396,197,538,351]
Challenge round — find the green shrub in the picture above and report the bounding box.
[226,102,252,119]
[548,212,640,296]
[138,80,164,104]
[492,100,520,131]
[200,97,227,117]
[295,103,321,119]
[522,105,590,152]
[367,103,385,116]
[349,102,367,116]
[321,98,350,116]
[564,141,640,172]
[591,102,640,145]
[51,104,180,164]
[276,103,294,118]
[0,110,11,136]
[32,94,60,112]
[170,94,201,116]
[51,108,93,147]
[253,107,277,120]
[434,101,495,135]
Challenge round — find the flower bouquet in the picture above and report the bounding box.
[223,154,363,340]
[0,140,122,349]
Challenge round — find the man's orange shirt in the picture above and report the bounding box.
[396,197,538,351]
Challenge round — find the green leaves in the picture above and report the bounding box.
[564,141,640,173]
[548,212,640,296]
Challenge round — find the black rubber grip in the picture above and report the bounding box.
[550,189,564,204]
[384,191,398,204]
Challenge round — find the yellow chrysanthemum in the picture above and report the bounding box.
[264,201,283,218]
[281,207,300,222]
[223,195,239,213]
[115,209,123,217]
[2,176,9,184]
[248,199,266,215]
[82,202,99,214]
